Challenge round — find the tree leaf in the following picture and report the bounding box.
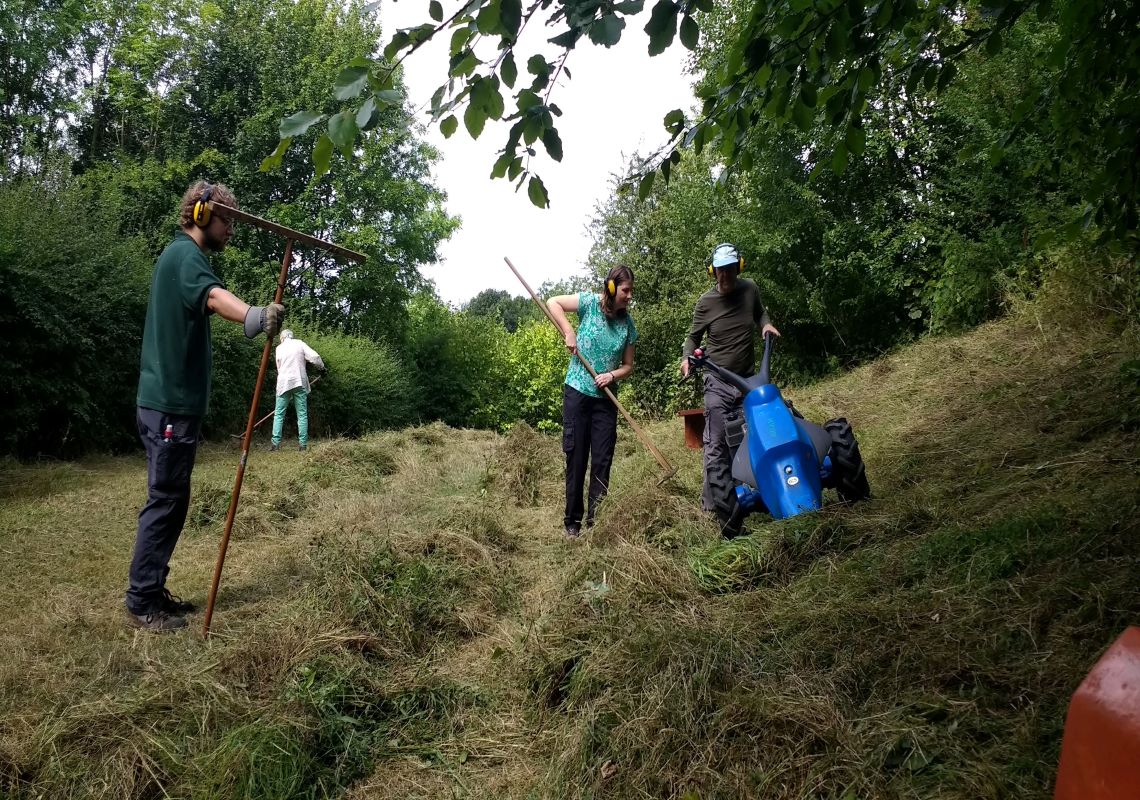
[637,170,655,200]
[334,66,370,101]
[549,29,581,48]
[259,137,292,172]
[845,123,866,156]
[328,110,358,154]
[356,96,380,130]
[527,174,549,208]
[450,26,473,55]
[527,54,548,75]
[679,14,699,50]
[644,0,678,56]
[279,110,327,138]
[831,141,848,174]
[985,30,1003,56]
[429,0,443,21]
[490,151,513,179]
[476,0,502,35]
[383,30,411,61]
[313,134,333,178]
[792,97,814,132]
[936,62,957,92]
[485,83,505,119]
[542,127,563,161]
[464,103,487,138]
[440,114,459,137]
[589,14,626,47]
[500,0,522,36]
[450,50,479,77]
[375,88,402,106]
[517,89,541,111]
[501,52,517,87]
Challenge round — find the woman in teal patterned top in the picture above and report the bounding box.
[547,266,637,537]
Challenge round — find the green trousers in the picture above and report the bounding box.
[271,387,309,446]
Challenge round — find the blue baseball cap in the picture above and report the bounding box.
[711,243,740,268]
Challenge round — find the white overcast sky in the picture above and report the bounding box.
[380,1,694,305]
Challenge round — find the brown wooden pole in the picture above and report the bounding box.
[503,257,677,483]
[202,239,294,637]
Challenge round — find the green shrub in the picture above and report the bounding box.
[302,331,415,435]
[0,175,153,457]
[405,293,512,428]
[205,328,415,440]
[503,319,566,431]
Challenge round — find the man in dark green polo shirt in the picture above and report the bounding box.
[126,180,284,632]
[681,243,780,532]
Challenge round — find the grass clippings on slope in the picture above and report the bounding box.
[1,302,1138,799]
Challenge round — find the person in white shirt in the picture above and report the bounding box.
[270,330,325,451]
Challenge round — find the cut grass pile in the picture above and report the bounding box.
[0,299,1137,799]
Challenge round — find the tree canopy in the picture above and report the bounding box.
[279,0,1137,245]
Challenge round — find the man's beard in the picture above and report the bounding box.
[204,228,228,252]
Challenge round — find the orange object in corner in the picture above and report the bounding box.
[1054,626,1140,800]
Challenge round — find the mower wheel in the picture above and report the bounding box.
[824,417,871,503]
[706,451,742,535]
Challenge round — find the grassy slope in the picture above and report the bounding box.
[0,305,1137,799]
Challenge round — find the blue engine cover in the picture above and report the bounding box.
[740,384,823,519]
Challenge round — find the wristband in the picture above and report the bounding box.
[243,306,266,338]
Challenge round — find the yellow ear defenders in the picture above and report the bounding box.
[708,243,745,276]
[605,266,634,297]
[192,184,214,228]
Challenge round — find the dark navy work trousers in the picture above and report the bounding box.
[562,384,618,529]
[125,407,201,614]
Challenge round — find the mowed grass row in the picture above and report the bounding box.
[1,298,1138,799]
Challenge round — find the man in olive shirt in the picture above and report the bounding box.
[680,243,780,522]
[126,181,284,632]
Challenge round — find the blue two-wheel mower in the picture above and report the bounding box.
[687,334,871,537]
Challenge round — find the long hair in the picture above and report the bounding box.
[601,265,635,319]
[179,180,237,228]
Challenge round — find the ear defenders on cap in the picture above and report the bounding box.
[707,243,745,276]
[192,184,214,228]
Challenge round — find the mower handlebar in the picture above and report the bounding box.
[686,333,776,394]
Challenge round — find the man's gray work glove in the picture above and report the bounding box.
[244,303,285,338]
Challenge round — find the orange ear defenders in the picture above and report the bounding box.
[707,243,745,276]
[192,184,214,228]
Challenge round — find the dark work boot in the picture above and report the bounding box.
[126,608,187,633]
[159,588,196,614]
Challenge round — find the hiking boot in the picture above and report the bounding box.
[270,443,279,452]
[564,524,581,539]
[159,588,196,615]
[126,608,187,633]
